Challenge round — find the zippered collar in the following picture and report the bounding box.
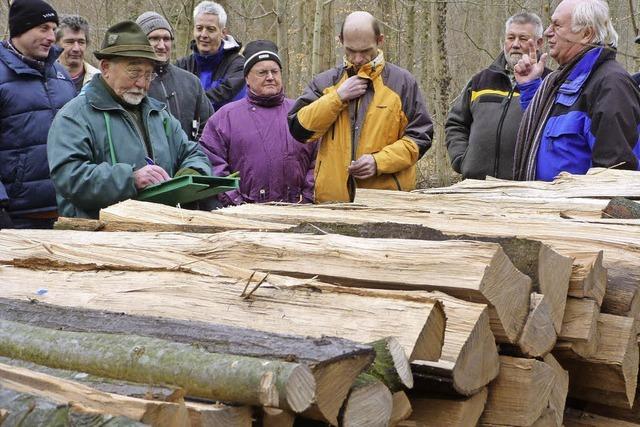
[558,46,607,96]
[0,40,63,77]
[343,50,385,81]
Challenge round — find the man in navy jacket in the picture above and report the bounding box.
[0,0,76,228]
[513,0,640,181]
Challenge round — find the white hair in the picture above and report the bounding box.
[571,0,618,47]
[505,12,544,39]
[193,1,227,28]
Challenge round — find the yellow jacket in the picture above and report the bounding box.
[289,51,433,203]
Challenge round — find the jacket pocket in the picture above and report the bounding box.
[544,116,587,153]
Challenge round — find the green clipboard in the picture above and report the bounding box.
[136,175,239,206]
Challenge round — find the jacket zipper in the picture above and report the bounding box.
[493,83,515,178]
[122,110,154,161]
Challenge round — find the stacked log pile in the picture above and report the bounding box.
[2,168,640,425]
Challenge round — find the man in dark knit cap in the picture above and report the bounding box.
[0,0,76,229]
[47,21,211,219]
[136,11,213,140]
[200,40,317,206]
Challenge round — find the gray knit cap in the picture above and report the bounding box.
[136,12,174,39]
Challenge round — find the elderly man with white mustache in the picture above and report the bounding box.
[47,21,212,219]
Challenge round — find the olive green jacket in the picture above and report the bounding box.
[48,74,212,218]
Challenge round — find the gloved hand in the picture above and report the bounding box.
[174,167,202,177]
[0,207,12,230]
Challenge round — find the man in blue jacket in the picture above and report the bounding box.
[0,0,76,229]
[513,0,640,181]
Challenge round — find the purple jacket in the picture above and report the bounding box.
[200,96,317,206]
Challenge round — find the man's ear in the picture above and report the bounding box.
[535,36,544,50]
[376,34,384,47]
[582,26,595,43]
[99,59,110,75]
[222,27,229,37]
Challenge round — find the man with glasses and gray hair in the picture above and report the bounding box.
[55,15,99,93]
[136,11,213,140]
[513,0,640,181]
[176,1,245,111]
[47,21,211,219]
[446,12,550,180]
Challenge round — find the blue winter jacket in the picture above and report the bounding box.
[518,47,640,181]
[0,42,76,215]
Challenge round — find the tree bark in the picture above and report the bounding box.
[0,319,315,413]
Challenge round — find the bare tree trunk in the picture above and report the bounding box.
[275,0,290,88]
[311,0,323,75]
[405,0,417,73]
[430,0,452,187]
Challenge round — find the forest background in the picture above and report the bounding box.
[1,0,639,187]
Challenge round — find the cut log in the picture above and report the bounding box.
[339,373,392,427]
[602,197,640,219]
[99,199,289,231]
[389,391,412,426]
[544,353,569,427]
[0,386,144,427]
[0,356,253,427]
[554,314,639,409]
[530,408,560,427]
[186,402,253,427]
[0,362,191,426]
[480,356,556,426]
[366,337,413,392]
[398,387,488,427]
[179,231,532,343]
[261,407,295,427]
[0,229,527,345]
[569,251,606,305]
[411,294,499,396]
[0,266,444,426]
[560,297,599,343]
[563,408,640,427]
[0,297,370,426]
[516,293,557,358]
[0,319,315,413]
[211,200,640,320]
[0,231,447,361]
[412,168,640,200]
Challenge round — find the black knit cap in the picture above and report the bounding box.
[9,0,59,38]
[243,40,281,76]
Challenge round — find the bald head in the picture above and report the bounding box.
[338,11,384,70]
[340,11,381,41]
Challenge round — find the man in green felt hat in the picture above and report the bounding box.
[47,21,212,219]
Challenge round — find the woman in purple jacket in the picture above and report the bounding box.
[200,40,317,206]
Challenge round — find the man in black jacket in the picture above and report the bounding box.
[136,12,213,140]
[175,1,245,111]
[446,12,548,180]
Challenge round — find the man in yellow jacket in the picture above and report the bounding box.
[288,11,433,203]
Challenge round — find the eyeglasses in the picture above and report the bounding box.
[125,68,158,82]
[253,69,281,78]
[148,36,173,44]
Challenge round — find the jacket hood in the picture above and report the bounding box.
[84,73,166,113]
[189,34,242,55]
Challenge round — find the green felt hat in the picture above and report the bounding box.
[94,21,159,62]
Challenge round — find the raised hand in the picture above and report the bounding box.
[514,39,547,85]
[133,165,171,189]
[337,76,368,102]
